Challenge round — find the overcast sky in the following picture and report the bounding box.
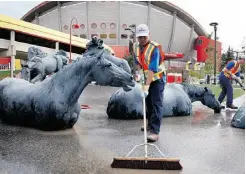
[0,0,245,52]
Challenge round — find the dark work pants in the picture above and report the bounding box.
[218,75,233,106]
[145,79,165,134]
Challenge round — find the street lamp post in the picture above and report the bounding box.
[210,22,218,85]
[69,17,79,63]
[125,24,136,77]
[231,50,245,60]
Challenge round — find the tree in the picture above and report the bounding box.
[240,64,245,74]
[125,55,134,69]
[220,46,235,70]
[221,53,227,71]
[226,46,234,59]
[204,41,214,76]
[204,63,214,75]
[207,32,213,39]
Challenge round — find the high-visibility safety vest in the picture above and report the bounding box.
[134,41,165,82]
[223,60,240,78]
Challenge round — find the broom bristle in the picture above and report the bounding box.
[111,157,183,170]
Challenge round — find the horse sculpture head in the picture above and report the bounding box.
[84,36,105,56]
[27,47,47,60]
[89,50,135,91]
[83,36,132,76]
[20,61,39,81]
[199,87,221,113]
[181,84,221,113]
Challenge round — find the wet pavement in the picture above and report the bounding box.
[0,85,245,174]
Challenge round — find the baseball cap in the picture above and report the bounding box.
[136,24,149,37]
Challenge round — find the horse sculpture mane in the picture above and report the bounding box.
[83,36,131,75]
[0,50,135,130]
[107,83,221,119]
[27,47,47,60]
[180,83,209,102]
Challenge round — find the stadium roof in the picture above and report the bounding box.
[21,1,207,36]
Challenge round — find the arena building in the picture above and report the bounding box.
[20,1,223,83]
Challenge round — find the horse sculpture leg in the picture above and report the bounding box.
[30,73,44,83]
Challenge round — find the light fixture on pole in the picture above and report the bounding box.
[69,17,79,63]
[231,50,245,60]
[209,22,218,85]
[125,24,136,43]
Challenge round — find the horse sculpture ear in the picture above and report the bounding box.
[204,87,208,92]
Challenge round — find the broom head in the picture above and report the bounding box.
[111,157,182,170]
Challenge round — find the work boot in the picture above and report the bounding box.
[226,104,238,110]
[147,133,159,143]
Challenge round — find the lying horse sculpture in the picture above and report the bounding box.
[0,51,135,130]
[21,47,69,83]
[83,36,131,74]
[107,83,221,119]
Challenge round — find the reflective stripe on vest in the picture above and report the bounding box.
[134,41,165,81]
[223,60,240,78]
[143,69,164,81]
[134,42,155,67]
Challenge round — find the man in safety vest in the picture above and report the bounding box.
[218,58,244,109]
[134,24,165,142]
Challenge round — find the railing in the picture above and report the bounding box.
[0,64,10,71]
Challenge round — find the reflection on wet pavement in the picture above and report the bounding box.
[0,85,244,174]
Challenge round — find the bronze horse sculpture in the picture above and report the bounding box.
[107,83,221,119]
[21,47,69,83]
[0,50,135,130]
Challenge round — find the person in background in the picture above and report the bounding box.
[218,58,244,109]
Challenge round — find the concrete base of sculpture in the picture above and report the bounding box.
[231,107,245,129]
[0,50,135,130]
[107,83,221,119]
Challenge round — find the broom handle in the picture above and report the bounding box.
[143,89,148,158]
[235,78,245,90]
[141,65,148,158]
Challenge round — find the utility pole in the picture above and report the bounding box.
[210,22,218,85]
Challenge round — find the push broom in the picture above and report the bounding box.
[111,71,183,170]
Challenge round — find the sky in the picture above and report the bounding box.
[0,0,245,52]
